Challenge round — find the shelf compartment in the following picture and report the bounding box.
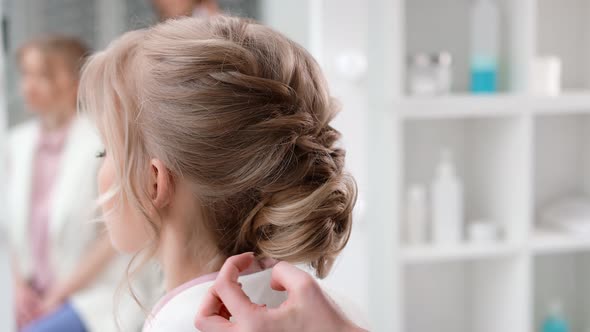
[401,116,529,245]
[533,252,590,332]
[404,0,520,94]
[537,0,590,91]
[402,242,522,264]
[404,257,529,332]
[533,114,590,233]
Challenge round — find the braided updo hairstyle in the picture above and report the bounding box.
[80,16,357,278]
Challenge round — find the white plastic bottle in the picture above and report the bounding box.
[431,150,464,245]
[406,185,428,245]
[470,0,500,93]
[542,300,570,332]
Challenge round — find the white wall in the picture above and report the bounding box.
[320,0,369,313]
[0,0,14,329]
[259,0,313,51]
[0,237,12,332]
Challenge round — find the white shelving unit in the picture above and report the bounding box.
[367,0,590,331]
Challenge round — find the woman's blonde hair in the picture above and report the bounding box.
[79,16,356,278]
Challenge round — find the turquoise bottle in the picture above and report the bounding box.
[542,301,569,332]
[470,0,500,94]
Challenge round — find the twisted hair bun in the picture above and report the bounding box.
[144,16,357,278]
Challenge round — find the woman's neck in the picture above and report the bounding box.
[159,225,224,291]
[40,108,75,131]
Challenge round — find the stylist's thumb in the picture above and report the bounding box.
[195,315,233,332]
[270,261,320,297]
[195,253,256,331]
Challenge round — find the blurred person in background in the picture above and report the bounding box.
[153,0,220,20]
[7,35,153,332]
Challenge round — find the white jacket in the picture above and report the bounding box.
[7,116,158,332]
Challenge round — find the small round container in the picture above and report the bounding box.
[433,52,453,94]
[468,221,500,243]
[408,53,437,96]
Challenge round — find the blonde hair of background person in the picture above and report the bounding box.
[8,35,155,332]
[78,15,365,331]
[16,36,87,130]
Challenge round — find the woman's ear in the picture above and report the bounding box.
[150,158,173,209]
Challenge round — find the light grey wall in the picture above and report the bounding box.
[0,0,13,329]
[319,0,369,313]
[259,0,312,50]
[0,233,13,332]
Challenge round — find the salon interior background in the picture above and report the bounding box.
[5,0,590,331]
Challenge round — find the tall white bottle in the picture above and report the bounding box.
[470,0,500,93]
[406,185,428,245]
[431,150,464,245]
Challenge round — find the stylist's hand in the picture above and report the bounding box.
[195,253,367,332]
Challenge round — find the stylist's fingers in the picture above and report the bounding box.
[196,252,258,329]
[218,252,256,282]
[270,261,318,295]
[195,314,234,332]
[197,286,225,319]
[197,252,253,318]
[213,252,260,318]
[198,252,254,317]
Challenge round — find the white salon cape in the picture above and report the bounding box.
[7,116,160,332]
[143,268,369,332]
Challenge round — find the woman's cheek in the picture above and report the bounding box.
[97,156,115,217]
[97,155,153,253]
[97,156,126,250]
